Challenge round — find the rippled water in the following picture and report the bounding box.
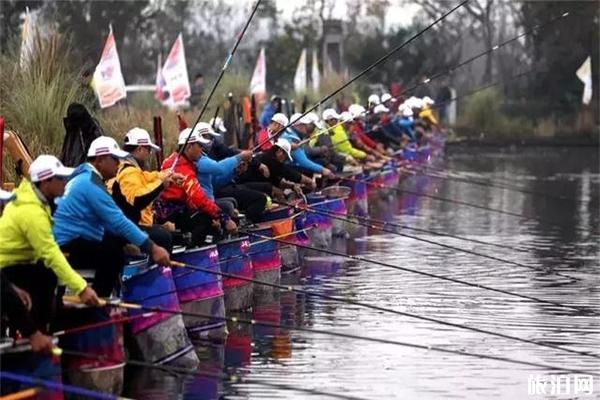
[125,146,599,399]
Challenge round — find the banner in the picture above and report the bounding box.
[294,48,307,93]
[250,48,266,103]
[92,26,127,109]
[576,56,592,105]
[161,33,191,107]
[311,48,320,92]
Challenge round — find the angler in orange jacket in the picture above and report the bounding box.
[154,125,237,246]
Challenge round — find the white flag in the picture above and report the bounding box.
[294,48,307,93]
[162,34,191,107]
[20,7,37,68]
[250,48,266,103]
[311,48,320,92]
[154,53,168,103]
[92,26,127,109]
[576,56,592,105]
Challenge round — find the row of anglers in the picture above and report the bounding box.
[0,95,441,392]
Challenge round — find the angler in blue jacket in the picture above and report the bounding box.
[259,95,282,129]
[53,136,170,296]
[281,113,334,178]
[394,106,417,142]
[195,125,270,222]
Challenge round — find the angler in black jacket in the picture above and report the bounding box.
[237,139,315,199]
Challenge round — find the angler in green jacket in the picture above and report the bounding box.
[0,155,99,334]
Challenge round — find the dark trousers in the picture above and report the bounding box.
[61,234,125,298]
[141,224,173,253]
[2,262,57,334]
[241,181,273,197]
[215,184,267,222]
[169,209,217,247]
[216,197,238,218]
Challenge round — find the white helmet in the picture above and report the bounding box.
[373,104,390,114]
[368,94,380,105]
[381,93,394,103]
[423,96,435,106]
[348,104,366,118]
[339,111,353,122]
[402,107,414,117]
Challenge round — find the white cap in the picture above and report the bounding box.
[270,113,289,127]
[402,107,414,117]
[29,155,75,183]
[124,127,160,151]
[273,138,292,160]
[208,117,226,134]
[322,108,341,121]
[373,104,390,114]
[368,94,380,105]
[339,111,353,122]
[348,104,366,118]
[306,112,323,129]
[87,136,129,159]
[0,188,15,202]
[178,128,211,145]
[381,93,395,103]
[423,96,435,105]
[193,122,221,138]
[290,113,312,126]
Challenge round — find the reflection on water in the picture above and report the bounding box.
[124,147,599,399]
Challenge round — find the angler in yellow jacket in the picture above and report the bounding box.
[330,121,368,160]
[0,155,99,333]
[109,128,183,252]
[419,96,439,128]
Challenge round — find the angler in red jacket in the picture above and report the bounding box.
[154,127,237,246]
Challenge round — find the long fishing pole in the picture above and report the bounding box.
[169,260,597,359]
[61,297,599,376]
[400,9,573,101]
[20,349,366,400]
[174,0,261,169]
[244,231,599,316]
[306,197,548,255]
[339,175,587,232]
[292,202,580,281]
[0,371,131,400]
[252,0,470,152]
[408,166,580,203]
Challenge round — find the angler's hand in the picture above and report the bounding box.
[321,168,334,179]
[258,163,270,178]
[365,154,376,162]
[293,184,304,196]
[212,219,221,230]
[12,285,32,311]
[238,150,253,162]
[30,331,54,355]
[79,286,101,306]
[224,219,238,234]
[151,244,171,266]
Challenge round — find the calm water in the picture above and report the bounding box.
[125,146,599,400]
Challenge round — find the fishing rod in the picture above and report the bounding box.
[61,297,599,376]
[5,352,365,400]
[169,260,597,359]
[0,371,131,400]
[406,164,580,203]
[244,231,599,316]
[338,175,591,233]
[251,0,469,152]
[173,0,261,171]
[290,202,580,281]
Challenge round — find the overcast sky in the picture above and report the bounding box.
[274,1,419,31]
